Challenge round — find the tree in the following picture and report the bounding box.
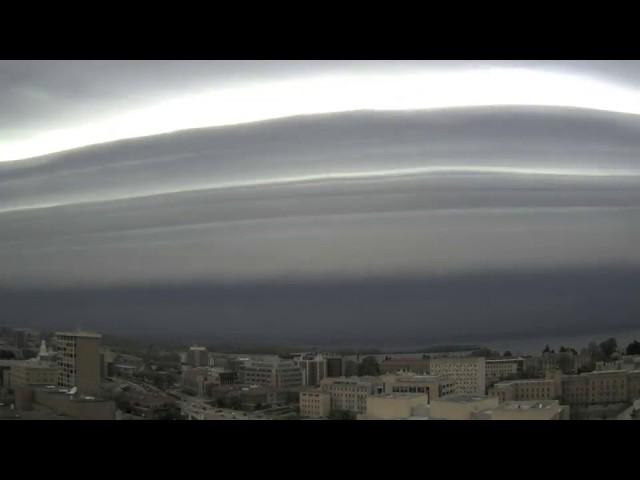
[543,345,551,354]
[599,338,618,360]
[471,347,500,358]
[503,350,512,357]
[215,397,227,408]
[587,341,604,362]
[329,409,355,420]
[358,356,380,376]
[626,340,640,355]
[229,397,242,411]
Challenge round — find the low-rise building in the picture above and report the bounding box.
[595,356,640,372]
[32,386,116,420]
[489,375,561,403]
[562,370,631,407]
[299,389,331,418]
[182,367,220,397]
[359,393,429,420]
[320,376,383,414]
[379,357,430,375]
[474,400,570,420]
[429,394,499,420]
[208,384,290,409]
[380,373,455,402]
[9,361,59,388]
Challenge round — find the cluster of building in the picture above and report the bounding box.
[297,352,640,420]
[2,324,640,421]
[1,328,117,420]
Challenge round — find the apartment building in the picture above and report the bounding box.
[489,375,561,403]
[561,370,633,406]
[429,356,486,395]
[485,358,524,387]
[299,389,331,418]
[490,369,640,409]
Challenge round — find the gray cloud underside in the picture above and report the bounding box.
[3,268,640,347]
[2,106,640,343]
[1,107,640,288]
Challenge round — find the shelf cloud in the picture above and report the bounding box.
[2,61,640,345]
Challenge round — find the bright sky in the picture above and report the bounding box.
[2,67,640,162]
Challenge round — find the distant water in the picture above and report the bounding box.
[382,327,640,357]
[476,327,640,356]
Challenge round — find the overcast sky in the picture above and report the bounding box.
[1,60,639,347]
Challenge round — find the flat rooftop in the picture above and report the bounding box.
[499,400,558,410]
[371,393,426,400]
[384,374,448,382]
[35,386,109,403]
[493,379,550,387]
[485,358,525,363]
[436,394,491,403]
[583,369,629,376]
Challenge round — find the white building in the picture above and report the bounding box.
[240,357,303,389]
[485,358,524,386]
[320,376,383,414]
[430,356,486,395]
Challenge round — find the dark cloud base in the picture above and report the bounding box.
[3,266,639,348]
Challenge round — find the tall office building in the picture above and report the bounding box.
[325,356,345,377]
[55,331,102,395]
[296,353,327,386]
[186,345,209,367]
